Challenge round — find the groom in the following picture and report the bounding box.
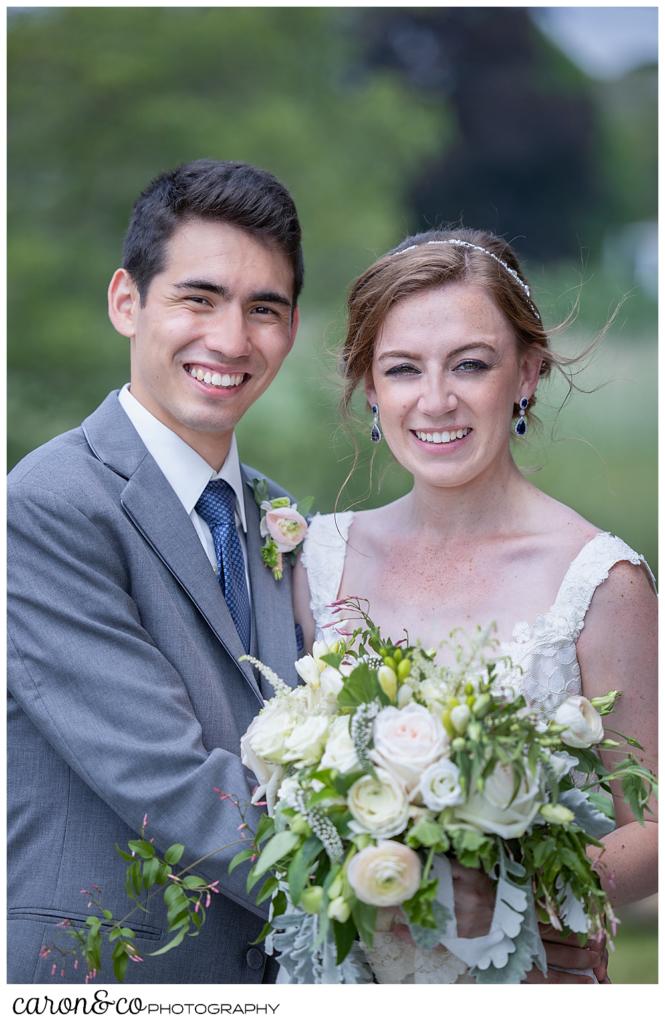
[7,159,304,984]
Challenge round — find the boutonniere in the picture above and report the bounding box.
[252,479,313,581]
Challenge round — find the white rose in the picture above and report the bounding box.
[554,696,604,748]
[348,768,411,838]
[320,716,360,774]
[371,704,447,790]
[347,841,422,906]
[283,715,329,766]
[454,762,542,839]
[241,700,299,766]
[416,758,464,810]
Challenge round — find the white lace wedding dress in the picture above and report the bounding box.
[297,512,655,984]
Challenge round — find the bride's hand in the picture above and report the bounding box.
[524,925,608,984]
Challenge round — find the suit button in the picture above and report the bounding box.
[246,947,265,971]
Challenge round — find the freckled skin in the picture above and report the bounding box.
[294,280,657,975]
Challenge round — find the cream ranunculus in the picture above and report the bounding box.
[454,761,542,839]
[283,715,329,766]
[416,758,464,810]
[348,768,411,839]
[554,696,604,748]
[320,715,360,774]
[371,704,447,790]
[263,507,308,552]
[347,840,422,906]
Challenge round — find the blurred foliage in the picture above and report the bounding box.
[8,7,656,578]
[609,917,658,984]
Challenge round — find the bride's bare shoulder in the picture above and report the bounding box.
[345,501,406,549]
[523,486,600,555]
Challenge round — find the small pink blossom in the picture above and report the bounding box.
[39,947,51,959]
[51,963,56,976]
[263,507,308,553]
[142,814,149,829]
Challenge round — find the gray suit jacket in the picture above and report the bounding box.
[7,391,300,984]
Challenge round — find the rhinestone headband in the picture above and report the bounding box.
[394,238,540,319]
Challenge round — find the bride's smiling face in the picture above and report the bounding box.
[366,281,540,490]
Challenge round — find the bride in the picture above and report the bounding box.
[292,228,657,983]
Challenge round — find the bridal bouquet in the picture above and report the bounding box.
[237,599,656,984]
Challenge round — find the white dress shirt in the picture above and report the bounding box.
[118,385,252,598]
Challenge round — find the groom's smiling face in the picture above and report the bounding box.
[108,216,299,469]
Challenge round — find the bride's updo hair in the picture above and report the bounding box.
[341,227,552,420]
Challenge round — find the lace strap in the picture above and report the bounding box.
[300,512,354,633]
[552,532,656,639]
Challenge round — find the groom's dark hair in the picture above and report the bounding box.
[122,159,303,306]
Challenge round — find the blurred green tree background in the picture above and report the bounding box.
[8,7,657,980]
[8,7,656,570]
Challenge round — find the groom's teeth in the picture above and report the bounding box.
[415,428,470,444]
[187,367,245,388]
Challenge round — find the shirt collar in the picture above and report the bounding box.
[118,384,248,532]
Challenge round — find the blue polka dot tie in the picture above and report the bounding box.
[195,480,251,652]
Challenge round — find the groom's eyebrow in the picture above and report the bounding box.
[173,279,291,307]
[174,278,228,295]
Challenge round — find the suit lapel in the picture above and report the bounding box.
[242,472,299,690]
[82,393,263,703]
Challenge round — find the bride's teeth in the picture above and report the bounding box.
[196,368,205,380]
[415,428,469,444]
[189,367,197,378]
[211,372,223,386]
[203,371,213,384]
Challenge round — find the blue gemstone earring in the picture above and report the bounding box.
[370,403,382,444]
[514,396,529,437]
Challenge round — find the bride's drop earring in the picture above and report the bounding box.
[370,403,382,444]
[514,396,528,437]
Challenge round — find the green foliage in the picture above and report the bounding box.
[248,829,300,886]
[337,663,388,712]
[45,829,232,981]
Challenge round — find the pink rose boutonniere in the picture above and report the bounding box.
[252,478,313,581]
